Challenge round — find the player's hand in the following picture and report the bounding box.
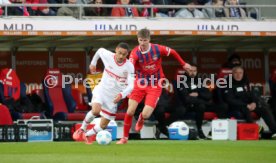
[249,102,257,111]
[183,63,191,71]
[89,65,96,74]
[113,93,122,104]
[247,103,256,111]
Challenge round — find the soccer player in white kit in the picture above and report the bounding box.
[73,42,135,144]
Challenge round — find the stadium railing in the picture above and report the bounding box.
[1,4,276,20]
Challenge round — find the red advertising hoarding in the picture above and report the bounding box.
[0,51,11,70]
[16,52,49,93]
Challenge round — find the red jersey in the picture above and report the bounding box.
[130,43,186,83]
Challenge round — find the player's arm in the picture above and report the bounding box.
[160,45,191,71]
[113,64,135,103]
[170,49,191,70]
[90,48,109,74]
[129,49,138,66]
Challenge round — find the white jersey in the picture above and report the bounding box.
[90,48,134,99]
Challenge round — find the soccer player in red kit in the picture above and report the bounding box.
[116,28,191,144]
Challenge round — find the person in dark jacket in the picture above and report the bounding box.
[84,0,109,16]
[153,83,174,138]
[225,66,276,138]
[269,69,276,120]
[173,65,212,139]
[213,53,243,118]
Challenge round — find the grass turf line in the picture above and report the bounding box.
[0,140,276,163]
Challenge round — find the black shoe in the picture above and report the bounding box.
[155,128,161,139]
[197,129,206,140]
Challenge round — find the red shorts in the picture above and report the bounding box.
[128,82,162,108]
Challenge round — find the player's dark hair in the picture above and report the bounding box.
[117,42,130,52]
[137,28,150,39]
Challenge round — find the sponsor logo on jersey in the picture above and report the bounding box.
[143,64,156,70]
[152,54,158,61]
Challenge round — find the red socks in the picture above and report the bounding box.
[138,113,144,122]
[123,114,133,138]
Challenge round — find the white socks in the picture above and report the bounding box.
[85,124,103,137]
[81,110,95,130]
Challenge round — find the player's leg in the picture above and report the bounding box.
[84,97,116,144]
[73,86,102,140]
[116,84,146,144]
[84,117,110,144]
[116,99,139,144]
[73,102,101,140]
[135,105,155,132]
[135,86,162,132]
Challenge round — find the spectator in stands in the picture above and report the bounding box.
[0,0,11,16]
[36,0,56,16]
[111,0,139,17]
[104,0,117,15]
[196,0,210,5]
[222,53,241,69]
[47,0,60,13]
[84,0,108,16]
[269,69,276,120]
[25,0,39,16]
[153,0,173,17]
[224,0,246,18]
[174,64,212,139]
[8,0,30,16]
[10,0,51,16]
[212,53,243,119]
[218,53,242,79]
[202,0,225,18]
[139,0,158,17]
[174,0,208,18]
[224,66,276,138]
[217,53,242,78]
[57,0,84,18]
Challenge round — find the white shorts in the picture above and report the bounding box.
[91,85,117,120]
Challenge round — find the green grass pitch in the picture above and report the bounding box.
[1,140,276,163]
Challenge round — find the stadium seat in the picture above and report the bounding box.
[0,69,23,120]
[165,111,218,121]
[43,69,85,121]
[0,104,13,125]
[62,83,77,113]
[71,89,89,111]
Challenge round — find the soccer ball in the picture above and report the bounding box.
[168,121,189,140]
[96,130,112,145]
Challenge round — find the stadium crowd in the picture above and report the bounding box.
[0,0,249,18]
